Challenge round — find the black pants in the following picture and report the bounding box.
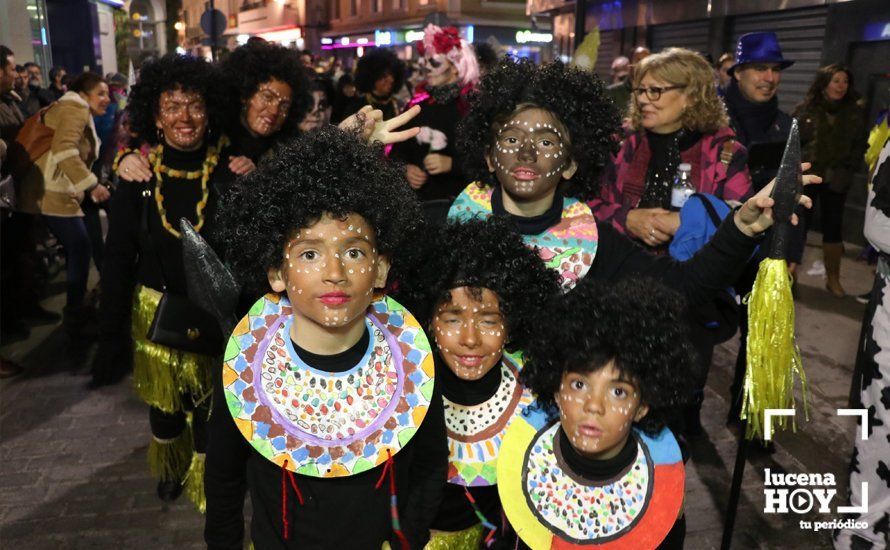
[149,397,209,454]
[804,185,847,244]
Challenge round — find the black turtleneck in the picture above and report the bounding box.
[641,129,702,209]
[432,355,505,534]
[230,121,276,163]
[490,184,564,236]
[293,326,370,373]
[556,426,637,480]
[439,355,502,406]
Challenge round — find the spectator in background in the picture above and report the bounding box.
[17,62,52,117]
[473,41,499,77]
[331,73,357,123]
[47,66,67,101]
[607,47,650,120]
[345,48,405,121]
[715,52,733,96]
[16,72,110,340]
[794,64,867,297]
[299,49,314,70]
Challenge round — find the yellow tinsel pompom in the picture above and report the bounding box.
[741,258,808,440]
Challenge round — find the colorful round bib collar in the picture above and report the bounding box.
[497,405,684,549]
[448,184,598,291]
[443,351,535,487]
[222,293,435,477]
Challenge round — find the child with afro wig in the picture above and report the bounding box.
[204,126,447,549]
[496,278,695,549]
[450,58,815,302]
[394,217,560,548]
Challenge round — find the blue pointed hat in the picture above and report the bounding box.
[728,32,795,76]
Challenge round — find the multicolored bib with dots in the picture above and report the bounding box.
[448,184,598,292]
[223,293,435,477]
[443,352,535,487]
[498,405,685,549]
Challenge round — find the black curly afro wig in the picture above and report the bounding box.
[217,126,422,298]
[354,48,405,96]
[393,217,560,352]
[521,277,696,435]
[221,41,312,138]
[126,54,227,146]
[456,58,619,201]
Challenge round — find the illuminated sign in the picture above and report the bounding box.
[321,37,333,45]
[405,30,424,42]
[862,22,890,42]
[516,30,553,44]
[375,30,392,46]
[340,37,350,45]
[357,38,368,44]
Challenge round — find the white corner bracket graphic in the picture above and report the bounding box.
[838,483,869,514]
[837,409,869,441]
[764,409,796,441]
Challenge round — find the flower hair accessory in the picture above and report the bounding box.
[415,23,480,87]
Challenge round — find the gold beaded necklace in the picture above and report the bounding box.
[150,136,228,238]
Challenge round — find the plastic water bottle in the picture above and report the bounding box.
[670,163,694,210]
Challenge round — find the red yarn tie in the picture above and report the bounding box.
[375,449,410,550]
[280,459,305,541]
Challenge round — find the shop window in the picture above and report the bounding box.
[372,0,382,12]
[350,0,358,16]
[392,0,406,9]
[331,0,340,19]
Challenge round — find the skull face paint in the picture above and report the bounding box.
[431,286,506,381]
[555,361,648,460]
[155,89,208,151]
[421,54,458,88]
[486,107,575,205]
[268,214,390,348]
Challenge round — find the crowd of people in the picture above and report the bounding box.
[0,22,887,549]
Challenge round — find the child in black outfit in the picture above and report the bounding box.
[204,127,447,549]
[395,218,560,548]
[499,278,695,549]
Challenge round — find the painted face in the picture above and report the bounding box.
[299,90,330,133]
[431,286,506,381]
[824,71,849,102]
[245,78,293,137]
[83,82,111,116]
[268,213,390,335]
[373,72,395,97]
[635,73,687,134]
[422,54,458,88]
[734,63,782,104]
[555,361,649,460]
[155,89,208,151]
[486,107,576,204]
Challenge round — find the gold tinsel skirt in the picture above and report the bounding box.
[131,285,213,414]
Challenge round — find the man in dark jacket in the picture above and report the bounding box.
[722,32,803,429]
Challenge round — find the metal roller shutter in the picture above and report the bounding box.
[650,19,710,57]
[594,29,621,83]
[730,6,828,113]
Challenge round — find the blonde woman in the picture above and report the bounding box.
[592,47,752,246]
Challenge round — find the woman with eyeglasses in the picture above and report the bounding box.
[593,47,753,246]
[89,54,239,510]
[591,48,754,436]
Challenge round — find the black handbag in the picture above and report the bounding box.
[141,183,224,356]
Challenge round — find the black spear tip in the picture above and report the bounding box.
[768,119,803,259]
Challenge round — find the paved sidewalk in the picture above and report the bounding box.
[0,237,873,549]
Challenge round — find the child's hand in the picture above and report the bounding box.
[228,155,256,176]
[733,162,821,237]
[338,104,422,146]
[423,153,452,175]
[406,164,428,189]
